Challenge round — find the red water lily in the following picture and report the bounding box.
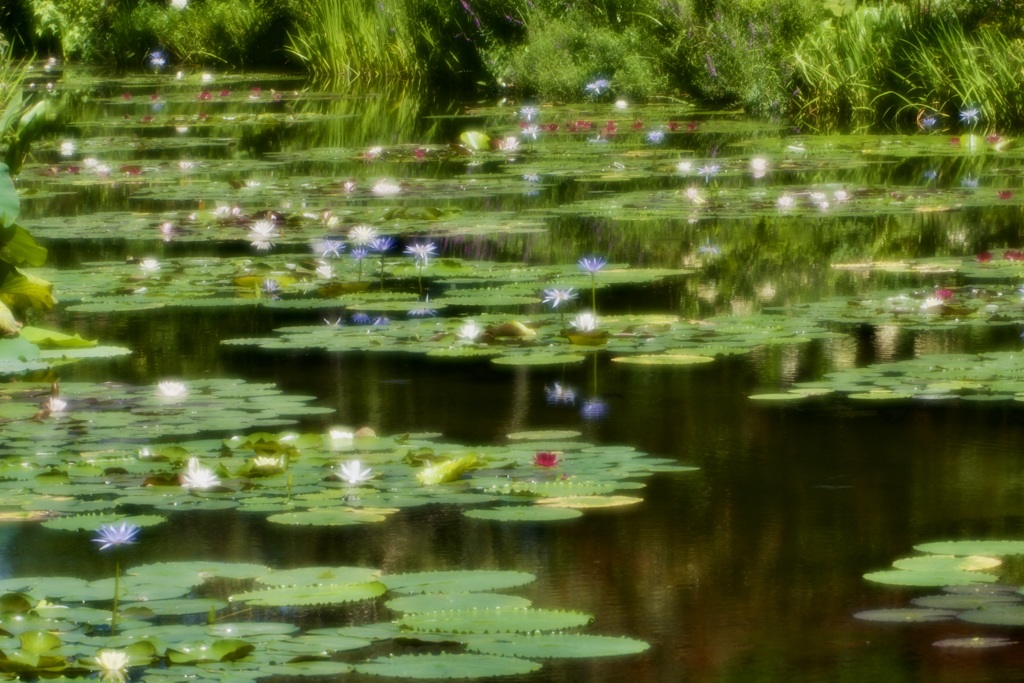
[198,91,212,101]
[533,451,561,468]
[1004,250,1024,261]
[977,251,993,263]
[686,121,699,131]
[935,288,954,300]
[631,118,644,130]
[667,121,680,131]
[121,92,132,100]
[949,137,960,146]
[998,190,1013,200]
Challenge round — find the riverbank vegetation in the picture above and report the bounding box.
[2,0,1024,129]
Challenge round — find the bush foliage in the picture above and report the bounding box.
[8,0,1024,126]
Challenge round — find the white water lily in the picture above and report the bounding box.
[249,219,278,251]
[329,429,355,443]
[457,321,482,342]
[316,264,334,279]
[570,312,598,332]
[139,258,161,273]
[157,380,187,398]
[214,205,240,221]
[348,225,377,245]
[777,194,795,209]
[676,160,693,173]
[253,456,284,469]
[684,187,705,205]
[46,397,67,414]
[159,222,175,241]
[60,141,75,157]
[499,135,519,151]
[338,460,373,484]
[96,649,130,682]
[920,296,945,311]
[371,179,401,196]
[181,457,220,490]
[343,180,356,193]
[750,157,768,178]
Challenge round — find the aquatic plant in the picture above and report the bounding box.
[577,256,606,315]
[93,522,140,635]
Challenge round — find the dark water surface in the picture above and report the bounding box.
[8,68,1024,682]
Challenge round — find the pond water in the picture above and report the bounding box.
[5,67,1024,681]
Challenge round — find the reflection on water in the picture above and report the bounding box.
[11,69,1024,681]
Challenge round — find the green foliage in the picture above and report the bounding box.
[490,6,672,100]
[791,2,1024,130]
[23,0,298,67]
[288,0,421,83]
[666,0,825,114]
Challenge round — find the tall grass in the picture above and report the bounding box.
[287,0,421,83]
[792,3,1024,130]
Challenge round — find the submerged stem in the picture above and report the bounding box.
[111,554,120,636]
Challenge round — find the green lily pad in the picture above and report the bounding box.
[354,653,541,679]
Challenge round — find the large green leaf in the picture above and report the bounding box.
[354,653,541,679]
[0,226,46,267]
[0,162,16,227]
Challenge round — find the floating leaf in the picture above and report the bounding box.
[381,571,536,595]
[463,633,650,658]
[354,653,540,679]
[398,607,592,634]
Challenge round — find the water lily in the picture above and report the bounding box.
[698,164,720,184]
[520,105,538,121]
[343,180,357,193]
[351,246,370,282]
[261,278,280,299]
[249,219,277,251]
[542,287,577,308]
[920,296,945,311]
[317,238,345,258]
[95,649,130,683]
[338,460,373,484]
[959,106,981,126]
[578,256,606,313]
[521,125,540,140]
[371,179,401,195]
[570,312,598,332]
[60,141,75,157]
[615,99,628,109]
[523,173,540,183]
[181,458,220,490]
[252,455,284,470]
[214,204,241,222]
[750,157,768,178]
[170,0,187,9]
[159,222,175,241]
[676,160,693,173]
[777,194,795,209]
[93,522,140,551]
[647,129,665,144]
[147,51,166,71]
[698,239,721,256]
[684,187,705,205]
[139,258,160,273]
[157,380,187,398]
[46,396,67,414]
[581,397,609,421]
[316,264,334,279]
[405,242,437,266]
[545,382,577,405]
[457,320,482,342]
[498,136,520,151]
[533,451,561,467]
[349,225,377,245]
[578,256,607,274]
[364,146,383,161]
[585,79,610,96]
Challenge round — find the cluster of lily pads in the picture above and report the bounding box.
[0,561,648,680]
[854,540,1024,649]
[0,378,696,526]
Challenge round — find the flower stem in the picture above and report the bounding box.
[590,272,597,314]
[111,554,120,636]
